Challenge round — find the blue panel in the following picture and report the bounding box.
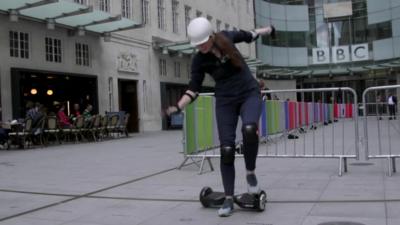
[288,48,308,66]
[393,37,400,57]
[367,0,390,13]
[287,21,310,32]
[391,5,400,19]
[272,47,289,66]
[285,5,309,21]
[258,45,273,65]
[257,0,271,20]
[373,38,394,60]
[270,3,286,20]
[368,10,391,24]
[392,0,400,7]
[392,19,400,37]
[270,19,287,31]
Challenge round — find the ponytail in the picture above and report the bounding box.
[212,33,243,70]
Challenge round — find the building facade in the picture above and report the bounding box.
[0,0,255,132]
[255,0,400,102]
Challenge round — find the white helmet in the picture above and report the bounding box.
[187,17,213,46]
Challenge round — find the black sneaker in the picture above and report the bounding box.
[218,198,234,217]
[246,174,260,194]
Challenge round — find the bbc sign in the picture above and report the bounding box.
[312,43,369,64]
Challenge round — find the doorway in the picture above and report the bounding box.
[118,79,139,133]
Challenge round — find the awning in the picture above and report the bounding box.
[0,0,141,35]
[257,58,400,79]
[157,41,263,72]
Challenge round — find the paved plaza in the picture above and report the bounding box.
[0,120,399,225]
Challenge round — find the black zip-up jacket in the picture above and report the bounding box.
[188,30,259,99]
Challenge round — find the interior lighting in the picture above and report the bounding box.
[30,88,38,95]
[47,89,54,96]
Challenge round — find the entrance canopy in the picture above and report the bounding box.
[156,41,263,73]
[0,0,141,35]
[257,58,400,79]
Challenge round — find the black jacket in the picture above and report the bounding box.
[188,30,259,98]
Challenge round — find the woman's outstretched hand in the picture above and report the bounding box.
[162,105,180,117]
[254,26,276,39]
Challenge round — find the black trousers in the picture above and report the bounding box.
[215,90,262,196]
[388,104,396,118]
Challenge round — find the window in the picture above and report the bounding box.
[352,0,367,18]
[75,42,90,66]
[142,0,150,25]
[184,5,191,36]
[122,0,132,18]
[263,0,304,5]
[45,37,62,63]
[352,18,367,44]
[216,20,221,32]
[99,0,110,12]
[368,21,392,41]
[74,0,87,5]
[9,31,29,59]
[261,30,307,47]
[172,0,179,33]
[287,31,306,47]
[159,59,167,76]
[157,0,166,30]
[174,62,181,78]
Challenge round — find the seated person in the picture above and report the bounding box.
[83,104,93,120]
[70,103,81,122]
[57,104,73,128]
[0,127,9,149]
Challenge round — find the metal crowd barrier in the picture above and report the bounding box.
[178,87,359,176]
[362,84,400,176]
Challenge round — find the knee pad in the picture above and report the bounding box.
[242,123,259,144]
[220,145,235,165]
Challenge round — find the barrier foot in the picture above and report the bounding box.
[207,157,214,172]
[388,157,396,176]
[178,157,189,170]
[198,156,206,175]
[338,157,348,177]
[197,156,215,175]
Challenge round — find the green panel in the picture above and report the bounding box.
[274,101,280,133]
[265,100,287,134]
[196,96,213,150]
[184,102,196,154]
[329,104,334,120]
[266,101,274,134]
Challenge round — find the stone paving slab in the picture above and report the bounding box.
[0,128,399,225]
